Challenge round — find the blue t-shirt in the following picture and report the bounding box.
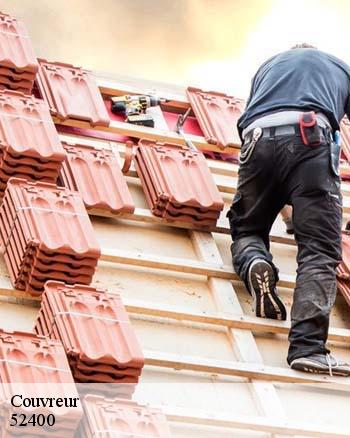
[238,49,350,139]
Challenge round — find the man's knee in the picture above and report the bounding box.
[232,235,267,256]
[291,278,337,322]
[231,235,276,281]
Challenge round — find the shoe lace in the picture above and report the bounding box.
[326,353,337,377]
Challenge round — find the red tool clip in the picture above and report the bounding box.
[299,111,321,146]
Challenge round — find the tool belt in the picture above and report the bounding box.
[241,115,339,176]
[243,123,332,144]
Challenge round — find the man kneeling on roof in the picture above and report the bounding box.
[228,43,350,376]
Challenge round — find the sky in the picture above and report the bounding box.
[2,0,350,98]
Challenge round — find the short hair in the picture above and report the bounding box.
[291,43,317,49]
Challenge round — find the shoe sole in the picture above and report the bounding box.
[291,361,350,377]
[248,260,287,321]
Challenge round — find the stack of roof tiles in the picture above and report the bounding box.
[0,90,65,196]
[0,178,100,296]
[36,59,110,127]
[341,117,350,162]
[79,395,171,438]
[59,142,135,214]
[187,86,245,149]
[0,12,38,94]
[0,330,82,437]
[135,140,224,226]
[34,282,144,396]
[337,116,350,180]
[336,231,350,307]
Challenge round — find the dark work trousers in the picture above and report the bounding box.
[227,130,342,364]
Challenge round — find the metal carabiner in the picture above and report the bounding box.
[239,127,262,164]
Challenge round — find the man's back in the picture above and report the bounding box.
[230,46,350,377]
[238,49,350,137]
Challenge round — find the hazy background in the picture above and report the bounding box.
[3,0,350,97]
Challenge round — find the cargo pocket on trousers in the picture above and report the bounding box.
[329,141,340,177]
[227,192,244,234]
[327,141,342,211]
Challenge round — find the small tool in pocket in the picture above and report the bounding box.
[239,127,262,164]
[299,111,321,146]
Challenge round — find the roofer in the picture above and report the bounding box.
[228,44,350,376]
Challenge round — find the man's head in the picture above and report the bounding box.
[291,43,317,49]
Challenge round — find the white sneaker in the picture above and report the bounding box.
[291,354,350,377]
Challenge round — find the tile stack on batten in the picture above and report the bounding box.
[0,330,82,436]
[0,90,66,196]
[0,11,38,94]
[135,140,224,226]
[34,282,144,397]
[0,178,100,296]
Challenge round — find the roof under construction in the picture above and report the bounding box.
[0,6,348,438]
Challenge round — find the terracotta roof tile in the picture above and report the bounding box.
[0,178,100,296]
[0,90,65,194]
[187,86,245,148]
[0,330,71,382]
[135,140,224,226]
[0,12,38,72]
[79,395,171,438]
[34,282,144,389]
[36,59,110,127]
[340,117,350,163]
[0,329,82,435]
[59,142,134,214]
[0,66,35,81]
[337,279,350,307]
[0,12,37,94]
[0,90,64,158]
[0,75,33,90]
[336,232,350,307]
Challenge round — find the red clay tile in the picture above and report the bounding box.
[34,281,144,385]
[0,90,65,159]
[187,86,245,148]
[79,395,171,438]
[0,90,65,194]
[0,66,35,81]
[135,140,224,225]
[0,84,30,94]
[0,178,100,295]
[9,178,99,256]
[338,232,350,275]
[0,12,38,73]
[0,330,72,384]
[70,357,141,378]
[0,330,82,436]
[2,149,61,170]
[138,140,224,208]
[341,117,350,163]
[336,232,350,307]
[60,143,135,214]
[0,75,33,90]
[136,157,220,218]
[337,279,350,307]
[0,161,58,178]
[36,59,110,127]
